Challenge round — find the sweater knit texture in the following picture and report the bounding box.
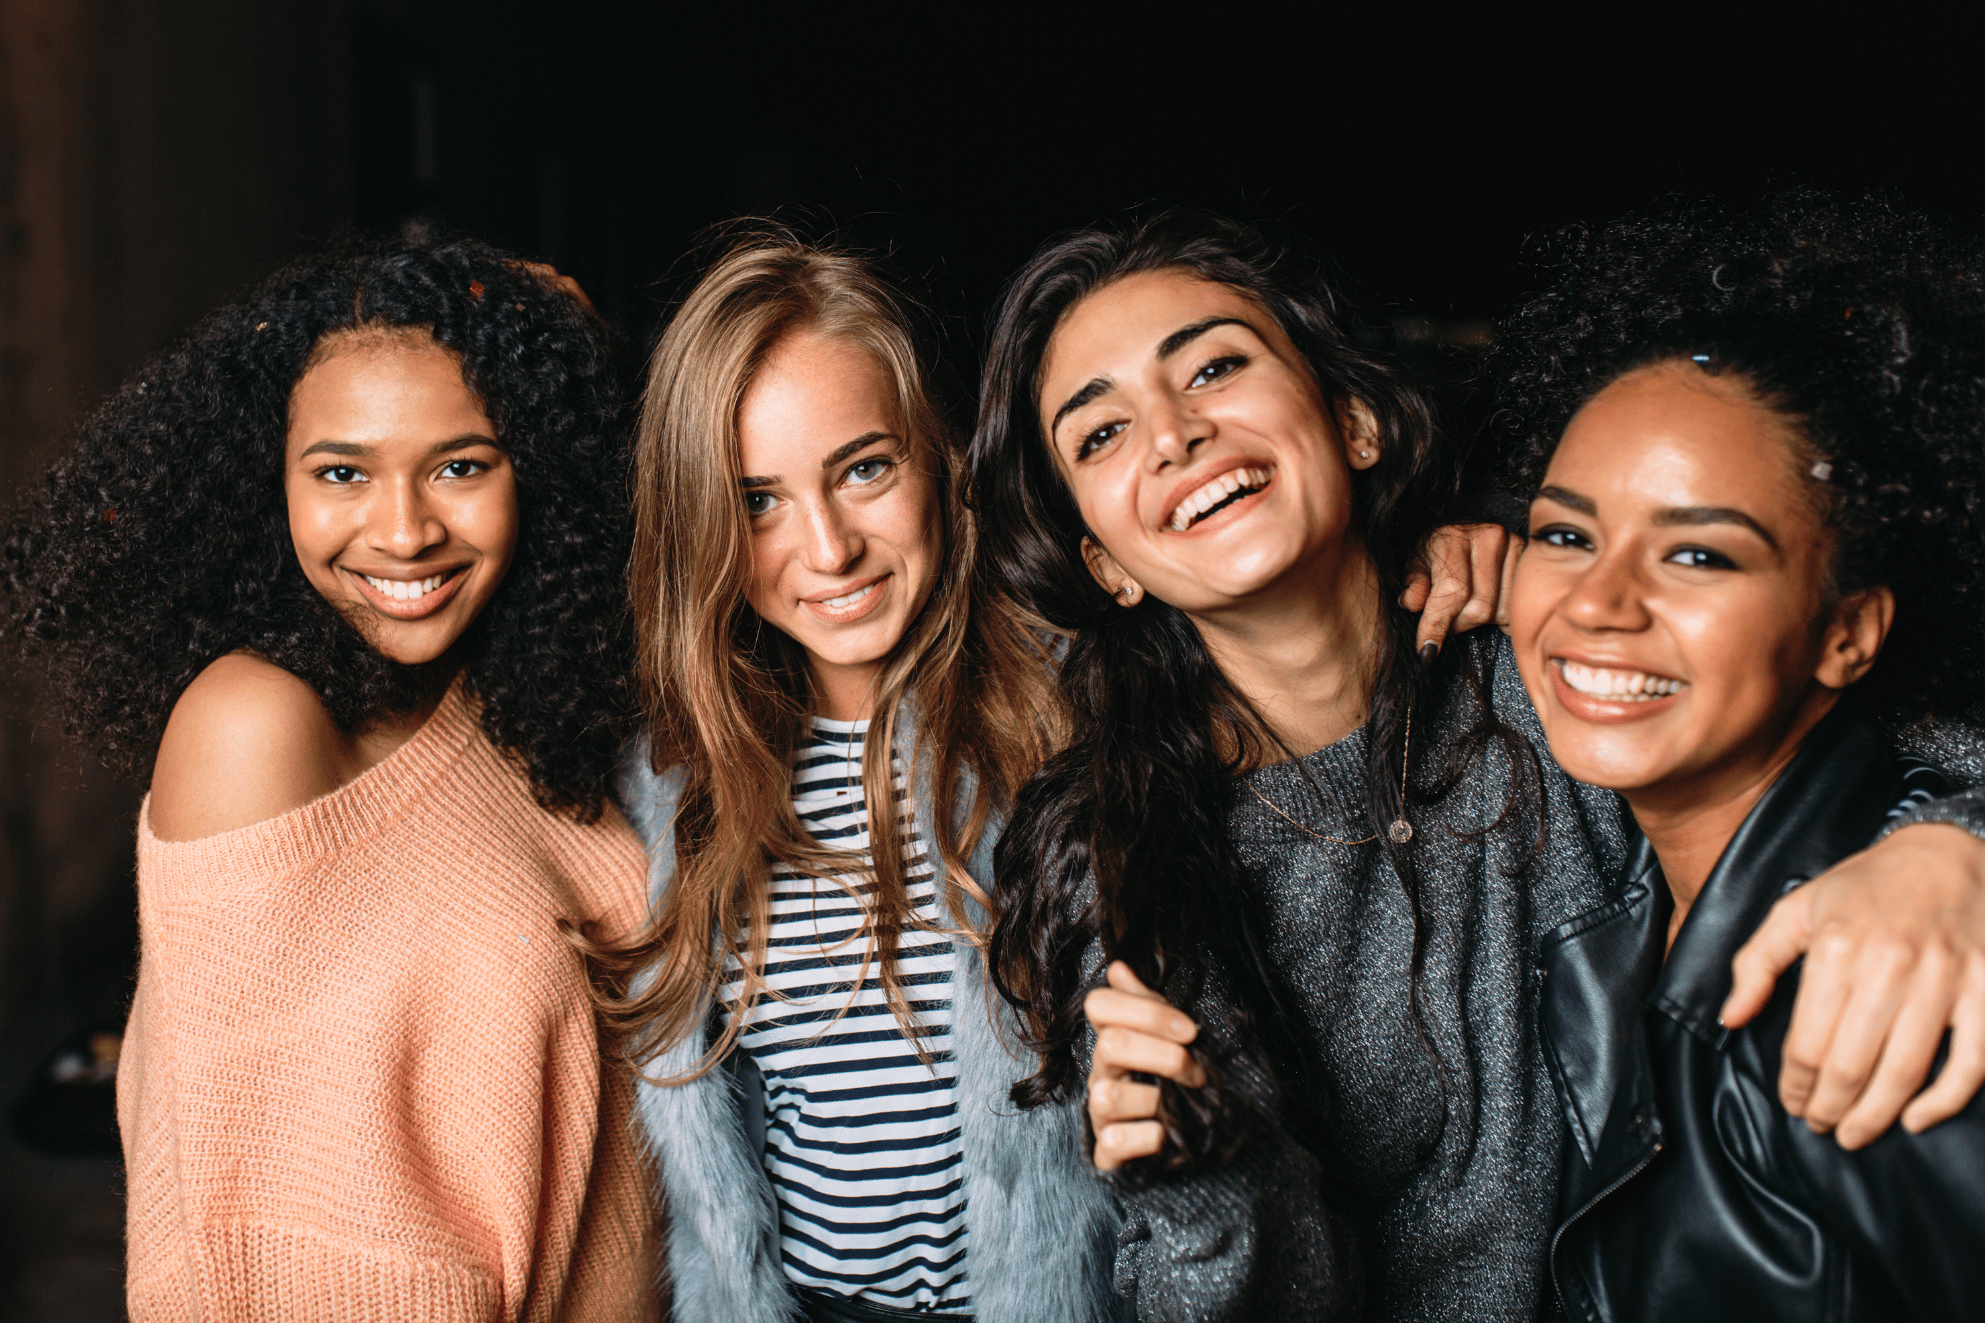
[119,679,661,1322]
[1103,630,1985,1323]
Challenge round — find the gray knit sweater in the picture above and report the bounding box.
[1102,630,1985,1323]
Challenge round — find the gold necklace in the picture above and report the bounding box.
[1246,704,1415,847]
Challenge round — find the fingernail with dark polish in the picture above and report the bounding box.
[1418,642,1438,670]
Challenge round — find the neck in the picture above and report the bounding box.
[353,659,459,769]
[1191,537,1386,762]
[809,657,882,723]
[1626,689,1839,953]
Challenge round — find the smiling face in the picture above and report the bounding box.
[735,329,940,720]
[1508,359,1889,815]
[1038,268,1380,616]
[284,332,518,666]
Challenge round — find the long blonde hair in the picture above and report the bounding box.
[605,227,1058,1077]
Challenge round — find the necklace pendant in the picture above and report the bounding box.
[1387,818,1414,845]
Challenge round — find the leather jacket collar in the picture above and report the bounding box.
[1538,701,1905,1222]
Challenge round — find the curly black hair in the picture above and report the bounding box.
[1494,191,1985,728]
[2,236,635,817]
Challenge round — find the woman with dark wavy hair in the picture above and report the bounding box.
[3,240,658,1320]
[968,208,1985,1322]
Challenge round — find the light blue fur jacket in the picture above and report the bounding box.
[616,715,1125,1323]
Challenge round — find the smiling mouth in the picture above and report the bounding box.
[348,566,468,619]
[821,582,879,609]
[1555,659,1688,702]
[1168,466,1272,532]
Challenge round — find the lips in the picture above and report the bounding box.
[1548,656,1688,723]
[1166,465,1273,532]
[348,566,469,620]
[800,573,890,625]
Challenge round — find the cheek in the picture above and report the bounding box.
[284,479,344,569]
[744,530,789,616]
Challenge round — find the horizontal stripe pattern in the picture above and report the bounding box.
[723,718,970,1311]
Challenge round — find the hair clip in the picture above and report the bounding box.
[1811,461,1833,481]
[255,321,269,332]
[1690,353,1710,364]
[103,508,118,523]
[469,280,486,300]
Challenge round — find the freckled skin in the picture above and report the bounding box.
[734,330,940,722]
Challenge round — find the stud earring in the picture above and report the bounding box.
[1116,583,1143,607]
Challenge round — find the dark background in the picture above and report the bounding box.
[0,3,1979,1315]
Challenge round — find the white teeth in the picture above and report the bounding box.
[364,573,445,602]
[822,582,877,609]
[1558,660,1687,702]
[1169,467,1270,531]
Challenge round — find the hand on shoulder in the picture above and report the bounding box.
[149,653,355,841]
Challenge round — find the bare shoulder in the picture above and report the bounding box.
[149,653,354,841]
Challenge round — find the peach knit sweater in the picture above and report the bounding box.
[119,681,660,1322]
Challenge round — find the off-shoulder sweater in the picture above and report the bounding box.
[118,680,661,1322]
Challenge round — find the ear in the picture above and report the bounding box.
[1338,397,1382,470]
[1081,536,1144,607]
[1814,586,1896,690]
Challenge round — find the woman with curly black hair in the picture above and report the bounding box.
[3,240,659,1320]
[1502,193,1985,1321]
[969,206,1985,1323]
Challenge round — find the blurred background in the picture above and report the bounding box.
[1,2,1981,1315]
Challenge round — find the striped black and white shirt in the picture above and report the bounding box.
[721,717,971,1312]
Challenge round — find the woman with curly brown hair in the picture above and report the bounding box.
[1501,193,1985,1321]
[3,239,658,1321]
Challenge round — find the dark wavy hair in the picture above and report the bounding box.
[969,209,1527,1178]
[1495,191,1985,728]
[2,236,635,816]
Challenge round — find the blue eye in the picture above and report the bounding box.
[1190,355,1246,387]
[846,457,893,485]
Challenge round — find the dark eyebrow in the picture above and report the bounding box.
[739,431,901,489]
[1652,505,1779,550]
[298,434,495,461]
[1049,378,1112,440]
[1156,316,1250,361]
[1535,484,1596,514]
[1537,485,1780,550]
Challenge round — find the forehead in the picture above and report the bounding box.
[1551,362,1805,506]
[288,332,484,436]
[1043,270,1268,388]
[736,330,902,463]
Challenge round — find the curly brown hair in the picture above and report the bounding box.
[2,236,636,817]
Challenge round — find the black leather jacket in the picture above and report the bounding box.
[1537,703,1985,1322]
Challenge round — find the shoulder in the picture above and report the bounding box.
[149,653,354,841]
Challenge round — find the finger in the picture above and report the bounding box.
[1089,1075,1162,1128]
[1449,529,1506,633]
[1796,934,1915,1132]
[1494,536,1522,628]
[1094,1026,1206,1087]
[1400,567,1432,613]
[1724,892,1813,1030]
[1831,956,1957,1148]
[1777,928,1854,1117]
[1106,959,1155,995]
[1085,986,1199,1043]
[1903,966,1985,1133]
[1093,1119,1166,1171]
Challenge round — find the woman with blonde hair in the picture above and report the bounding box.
[605,229,1121,1323]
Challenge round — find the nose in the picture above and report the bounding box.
[1558,544,1653,634]
[1143,392,1208,471]
[366,477,447,561]
[798,497,862,575]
